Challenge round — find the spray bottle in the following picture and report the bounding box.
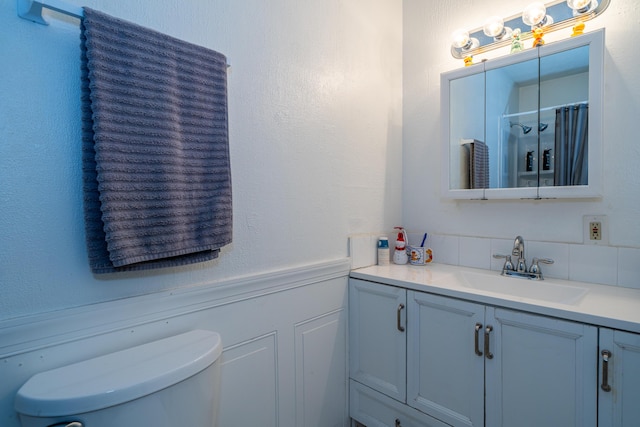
[393,227,409,265]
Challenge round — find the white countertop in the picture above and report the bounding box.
[350,263,640,334]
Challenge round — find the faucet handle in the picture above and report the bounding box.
[493,254,514,271]
[529,257,554,275]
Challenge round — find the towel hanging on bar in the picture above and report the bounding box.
[460,139,489,190]
[80,7,232,274]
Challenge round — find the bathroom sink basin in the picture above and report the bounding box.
[459,271,588,305]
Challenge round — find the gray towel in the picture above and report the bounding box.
[461,139,489,189]
[471,140,489,189]
[80,7,232,273]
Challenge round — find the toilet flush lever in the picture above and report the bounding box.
[47,422,83,427]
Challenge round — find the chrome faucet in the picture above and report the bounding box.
[493,236,554,280]
[511,236,527,273]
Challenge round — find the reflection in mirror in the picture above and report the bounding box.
[491,48,589,189]
[449,42,589,189]
[486,58,539,189]
[442,30,602,199]
[540,45,589,187]
[449,71,485,190]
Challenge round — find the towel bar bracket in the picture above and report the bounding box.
[17,0,83,25]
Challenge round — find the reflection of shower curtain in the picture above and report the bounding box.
[554,103,588,186]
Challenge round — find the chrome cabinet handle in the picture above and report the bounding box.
[484,325,494,359]
[397,304,405,332]
[474,323,483,356]
[601,350,612,392]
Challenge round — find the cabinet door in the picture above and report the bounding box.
[599,328,640,427]
[407,291,485,427]
[485,308,597,427]
[349,279,407,402]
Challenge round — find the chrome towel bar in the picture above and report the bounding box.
[17,0,83,25]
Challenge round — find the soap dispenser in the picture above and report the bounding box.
[393,227,408,265]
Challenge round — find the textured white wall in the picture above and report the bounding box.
[0,0,402,320]
[403,0,640,247]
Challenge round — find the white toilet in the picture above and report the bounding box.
[14,329,222,427]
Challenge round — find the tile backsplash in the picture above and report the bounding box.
[350,233,640,290]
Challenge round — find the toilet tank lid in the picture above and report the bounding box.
[15,329,222,417]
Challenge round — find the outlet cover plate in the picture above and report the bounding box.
[583,215,608,245]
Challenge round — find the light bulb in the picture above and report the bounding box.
[483,16,503,37]
[451,28,479,51]
[451,28,470,49]
[523,2,553,27]
[567,0,596,14]
[483,16,513,41]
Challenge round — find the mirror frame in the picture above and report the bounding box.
[440,29,604,200]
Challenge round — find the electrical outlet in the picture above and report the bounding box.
[583,215,608,245]
[589,221,601,240]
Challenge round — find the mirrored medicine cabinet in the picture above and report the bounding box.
[441,29,604,200]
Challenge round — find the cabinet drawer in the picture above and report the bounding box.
[350,380,451,427]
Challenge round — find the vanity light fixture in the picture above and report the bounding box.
[483,16,513,41]
[451,29,479,52]
[567,0,598,14]
[522,2,554,29]
[449,0,610,61]
[450,28,480,65]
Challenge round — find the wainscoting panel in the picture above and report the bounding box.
[295,309,348,427]
[219,333,279,427]
[0,259,350,427]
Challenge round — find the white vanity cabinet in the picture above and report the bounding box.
[349,279,450,427]
[408,291,597,427]
[349,278,600,427]
[598,329,640,427]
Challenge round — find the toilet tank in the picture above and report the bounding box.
[15,330,222,427]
